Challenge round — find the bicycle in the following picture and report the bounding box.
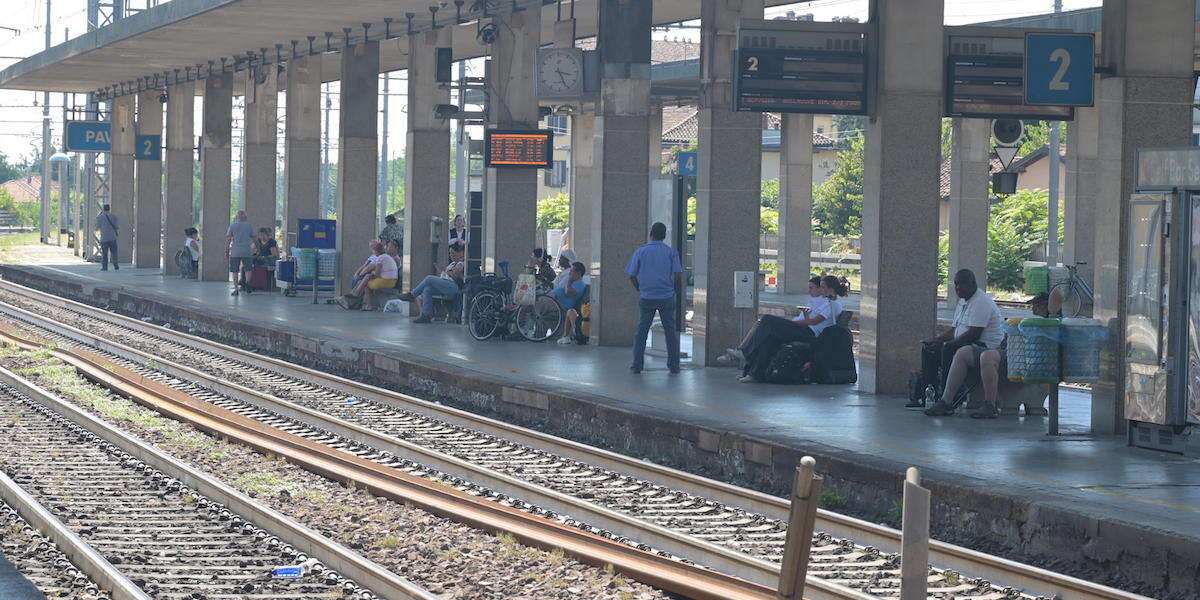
[1049,261,1094,318]
[467,277,564,342]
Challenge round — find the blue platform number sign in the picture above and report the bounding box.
[64,121,111,153]
[1024,32,1095,107]
[677,151,698,176]
[134,134,161,160]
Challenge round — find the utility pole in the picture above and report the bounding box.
[39,0,52,243]
[1047,0,1063,264]
[379,72,389,230]
[454,61,468,217]
[321,84,331,218]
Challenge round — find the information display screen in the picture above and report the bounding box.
[484,129,553,168]
[734,22,868,116]
[945,33,1072,120]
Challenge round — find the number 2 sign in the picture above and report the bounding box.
[134,134,161,161]
[1024,32,1095,107]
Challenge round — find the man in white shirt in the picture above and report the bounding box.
[914,269,1003,410]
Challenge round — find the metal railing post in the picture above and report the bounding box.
[900,466,930,600]
[777,456,822,599]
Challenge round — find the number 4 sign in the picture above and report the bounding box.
[1024,32,1095,107]
[134,134,161,161]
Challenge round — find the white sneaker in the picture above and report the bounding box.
[738,375,757,383]
[556,337,572,345]
[728,348,745,361]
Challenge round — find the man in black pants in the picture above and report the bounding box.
[911,269,1003,409]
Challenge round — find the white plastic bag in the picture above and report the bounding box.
[513,273,537,306]
[383,299,406,313]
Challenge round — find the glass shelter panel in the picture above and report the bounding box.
[1125,195,1169,425]
[1189,193,1200,425]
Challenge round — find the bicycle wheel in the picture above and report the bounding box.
[1050,280,1084,318]
[468,290,503,341]
[516,294,563,342]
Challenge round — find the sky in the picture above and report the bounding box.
[0,0,1105,166]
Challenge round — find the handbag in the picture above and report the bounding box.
[513,273,537,306]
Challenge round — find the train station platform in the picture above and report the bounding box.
[0,246,1196,599]
[0,554,45,600]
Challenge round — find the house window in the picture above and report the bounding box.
[546,115,569,134]
[544,160,568,188]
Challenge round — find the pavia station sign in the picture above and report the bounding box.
[65,120,162,160]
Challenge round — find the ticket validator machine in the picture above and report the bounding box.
[1125,148,1200,454]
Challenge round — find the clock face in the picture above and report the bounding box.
[538,49,582,96]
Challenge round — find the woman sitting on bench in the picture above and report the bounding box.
[729,275,847,383]
[340,241,398,311]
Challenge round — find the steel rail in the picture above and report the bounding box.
[0,354,440,600]
[0,324,797,600]
[0,469,151,600]
[0,278,1152,600]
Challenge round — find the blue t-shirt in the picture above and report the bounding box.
[624,241,683,300]
[550,279,587,311]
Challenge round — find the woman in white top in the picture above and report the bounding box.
[182,227,201,277]
[735,277,839,383]
[343,241,398,311]
[720,276,825,364]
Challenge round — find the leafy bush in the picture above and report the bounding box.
[937,189,1063,292]
[536,192,570,231]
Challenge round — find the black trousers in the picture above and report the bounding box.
[921,341,980,393]
[99,240,118,270]
[743,315,815,379]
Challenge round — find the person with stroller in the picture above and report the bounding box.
[924,292,1053,418]
[915,269,1003,412]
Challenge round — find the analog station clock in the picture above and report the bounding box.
[536,48,583,98]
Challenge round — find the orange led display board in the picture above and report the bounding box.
[484,129,553,168]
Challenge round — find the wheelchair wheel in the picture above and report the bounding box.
[516,294,563,342]
[468,290,504,341]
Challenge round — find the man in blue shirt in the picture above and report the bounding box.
[625,222,683,373]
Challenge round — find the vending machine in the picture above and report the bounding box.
[1125,148,1200,454]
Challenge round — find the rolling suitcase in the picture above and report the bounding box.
[248,264,271,291]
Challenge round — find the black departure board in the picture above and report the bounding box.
[945,33,1072,120]
[484,129,553,168]
[734,20,869,116]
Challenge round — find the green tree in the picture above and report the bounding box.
[832,115,866,149]
[536,192,570,230]
[760,179,780,210]
[812,134,864,237]
[0,152,24,184]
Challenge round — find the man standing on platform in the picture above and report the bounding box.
[226,210,256,296]
[93,204,120,271]
[626,222,683,374]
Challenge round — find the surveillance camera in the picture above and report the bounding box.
[159,91,169,103]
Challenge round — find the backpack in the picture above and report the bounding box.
[174,248,195,278]
[764,340,814,384]
[812,324,857,384]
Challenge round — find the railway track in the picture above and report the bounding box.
[0,379,436,600]
[0,280,1150,600]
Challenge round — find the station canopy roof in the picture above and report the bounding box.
[0,0,795,95]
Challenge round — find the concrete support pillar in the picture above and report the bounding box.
[1064,106,1097,288]
[1092,0,1193,434]
[859,0,944,394]
[243,64,278,234]
[778,113,813,295]
[164,80,195,275]
[947,118,990,297]
[134,90,164,269]
[590,0,653,346]
[336,41,380,294]
[403,28,452,294]
[693,0,764,366]
[284,55,322,248]
[109,94,135,265]
[200,72,233,282]
[484,8,540,272]
[569,109,596,265]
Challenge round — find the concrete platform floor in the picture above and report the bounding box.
[2,246,1198,597]
[0,554,44,600]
